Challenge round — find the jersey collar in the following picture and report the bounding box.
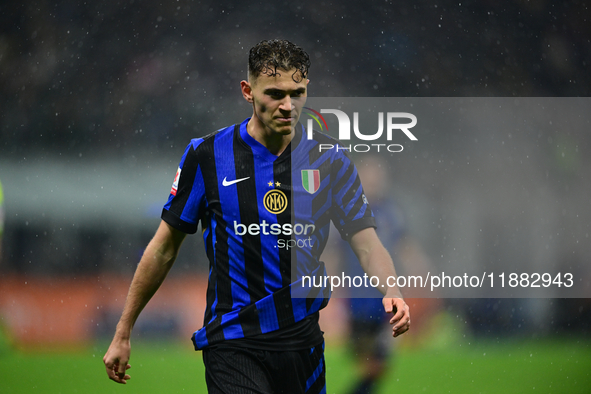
[239,118,304,162]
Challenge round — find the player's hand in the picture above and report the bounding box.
[103,338,132,384]
[383,297,410,337]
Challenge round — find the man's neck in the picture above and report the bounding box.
[246,116,294,156]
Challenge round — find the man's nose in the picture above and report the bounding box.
[279,96,294,112]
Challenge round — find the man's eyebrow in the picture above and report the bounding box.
[263,87,306,94]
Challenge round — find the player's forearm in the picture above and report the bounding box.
[358,245,403,298]
[114,225,183,338]
[350,228,404,298]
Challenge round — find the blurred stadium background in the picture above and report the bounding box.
[0,1,590,393]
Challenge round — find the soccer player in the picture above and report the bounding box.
[103,39,410,393]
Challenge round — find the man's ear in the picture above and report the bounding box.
[240,80,253,103]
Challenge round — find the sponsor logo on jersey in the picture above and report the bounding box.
[231,188,314,250]
[171,167,181,196]
[263,189,288,214]
[233,220,315,236]
[233,220,315,250]
[301,170,320,194]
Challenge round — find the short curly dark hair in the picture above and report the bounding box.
[248,39,310,83]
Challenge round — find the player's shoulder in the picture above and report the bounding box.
[177,123,237,167]
[189,124,235,151]
[305,126,338,145]
[301,126,353,162]
[182,122,241,161]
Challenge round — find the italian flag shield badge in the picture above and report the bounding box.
[301,170,320,194]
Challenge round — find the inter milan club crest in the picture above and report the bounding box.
[301,170,320,194]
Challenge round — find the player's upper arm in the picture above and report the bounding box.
[348,227,383,262]
[150,220,187,262]
[330,163,376,240]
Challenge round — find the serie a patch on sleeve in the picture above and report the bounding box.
[170,167,181,196]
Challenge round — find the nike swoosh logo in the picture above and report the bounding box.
[222,176,250,187]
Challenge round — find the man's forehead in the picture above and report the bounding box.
[252,68,306,88]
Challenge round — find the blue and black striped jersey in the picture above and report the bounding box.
[161,118,375,349]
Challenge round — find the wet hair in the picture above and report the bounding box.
[248,39,310,83]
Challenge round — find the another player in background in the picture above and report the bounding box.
[103,40,410,393]
[341,155,434,394]
[0,178,4,264]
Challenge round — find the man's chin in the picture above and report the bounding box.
[273,123,295,135]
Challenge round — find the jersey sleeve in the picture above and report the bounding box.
[330,151,376,241]
[161,139,206,234]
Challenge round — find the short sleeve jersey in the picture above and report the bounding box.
[162,118,375,349]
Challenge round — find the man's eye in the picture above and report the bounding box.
[269,92,283,99]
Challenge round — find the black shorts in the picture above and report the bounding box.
[202,342,326,394]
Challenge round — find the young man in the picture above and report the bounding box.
[103,39,410,393]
